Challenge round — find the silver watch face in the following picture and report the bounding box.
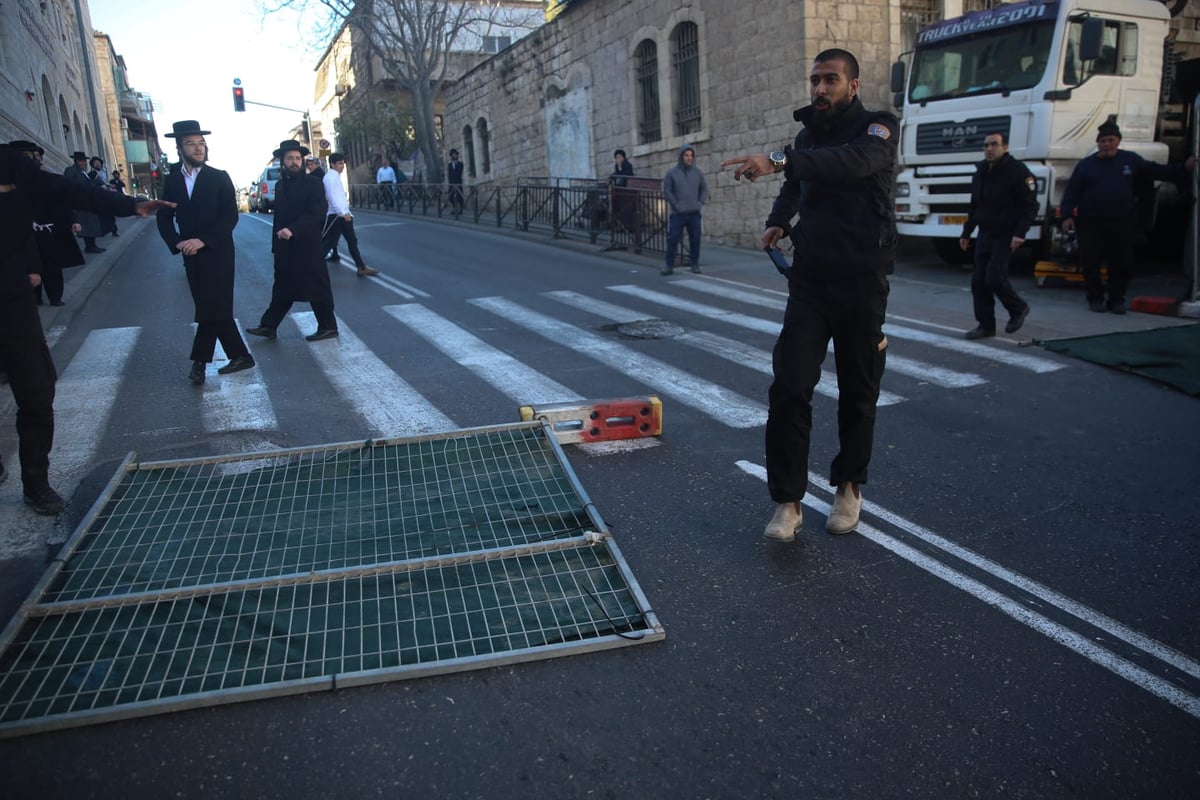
[769,151,786,165]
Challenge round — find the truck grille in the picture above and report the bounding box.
[916,116,1010,155]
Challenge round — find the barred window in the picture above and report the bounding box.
[900,0,941,54]
[634,39,661,144]
[477,118,491,175]
[671,22,701,136]
[963,0,1004,12]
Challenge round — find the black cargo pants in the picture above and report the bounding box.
[0,297,57,494]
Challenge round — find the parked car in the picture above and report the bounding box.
[248,163,282,212]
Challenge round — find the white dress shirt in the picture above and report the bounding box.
[324,170,351,216]
[376,165,396,183]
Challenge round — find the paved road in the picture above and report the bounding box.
[0,210,1197,798]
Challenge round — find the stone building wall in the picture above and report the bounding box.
[0,0,108,169]
[444,0,899,247]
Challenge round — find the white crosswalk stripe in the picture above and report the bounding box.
[667,278,1060,375]
[288,311,456,437]
[383,304,582,405]
[469,296,769,428]
[197,321,279,432]
[544,289,905,406]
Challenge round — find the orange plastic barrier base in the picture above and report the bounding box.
[520,396,663,444]
[1129,296,1178,315]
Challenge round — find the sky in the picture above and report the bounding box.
[88,0,333,187]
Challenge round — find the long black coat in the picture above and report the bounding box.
[62,164,104,238]
[271,171,332,305]
[156,164,239,322]
[32,191,85,271]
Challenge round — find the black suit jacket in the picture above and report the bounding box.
[157,164,239,321]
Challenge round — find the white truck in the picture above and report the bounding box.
[892,0,1198,264]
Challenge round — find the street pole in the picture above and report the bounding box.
[244,100,312,148]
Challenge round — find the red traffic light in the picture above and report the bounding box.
[232,86,245,112]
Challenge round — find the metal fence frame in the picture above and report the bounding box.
[349,177,685,259]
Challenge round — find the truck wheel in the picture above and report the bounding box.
[933,237,973,266]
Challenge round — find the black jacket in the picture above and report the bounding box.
[766,97,898,275]
[961,153,1038,240]
[157,164,240,322]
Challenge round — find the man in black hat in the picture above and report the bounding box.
[62,151,106,253]
[1060,120,1195,313]
[9,140,84,306]
[156,120,255,384]
[0,145,175,513]
[247,139,338,341]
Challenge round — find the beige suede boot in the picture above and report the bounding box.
[826,483,862,534]
[764,502,803,541]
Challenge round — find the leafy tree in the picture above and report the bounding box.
[265,0,541,184]
[335,101,418,167]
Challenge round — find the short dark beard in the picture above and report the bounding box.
[182,151,206,169]
[282,162,303,178]
[812,93,854,125]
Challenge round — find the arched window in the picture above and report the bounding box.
[59,96,70,147]
[477,118,490,175]
[634,39,661,144]
[670,22,701,136]
[463,125,476,178]
[41,76,54,137]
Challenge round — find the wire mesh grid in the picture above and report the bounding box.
[0,423,663,737]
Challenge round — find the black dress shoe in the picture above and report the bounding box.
[188,361,206,384]
[217,355,256,375]
[50,299,65,307]
[85,246,106,253]
[246,326,276,339]
[327,253,341,262]
[964,326,995,340]
[24,486,65,516]
[305,329,339,342]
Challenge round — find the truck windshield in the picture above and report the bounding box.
[909,20,1056,103]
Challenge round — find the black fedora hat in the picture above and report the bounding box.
[273,139,309,159]
[8,139,44,156]
[165,120,211,139]
[70,151,87,161]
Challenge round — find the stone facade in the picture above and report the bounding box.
[92,32,161,193]
[0,0,110,169]
[443,0,902,247]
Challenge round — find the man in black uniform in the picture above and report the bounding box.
[959,131,1036,339]
[722,48,896,541]
[0,146,174,513]
[1060,121,1194,313]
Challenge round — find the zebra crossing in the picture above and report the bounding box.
[1,278,1068,556]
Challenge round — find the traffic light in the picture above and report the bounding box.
[233,86,245,112]
[151,167,159,180]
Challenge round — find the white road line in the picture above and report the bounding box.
[288,312,456,437]
[736,460,1200,719]
[383,304,581,405]
[606,285,987,388]
[331,257,430,299]
[50,326,141,490]
[546,289,905,406]
[469,296,768,428]
[193,321,279,433]
[882,322,1064,373]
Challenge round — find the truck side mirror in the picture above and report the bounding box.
[1079,18,1104,62]
[890,61,906,94]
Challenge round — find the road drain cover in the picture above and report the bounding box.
[615,320,683,339]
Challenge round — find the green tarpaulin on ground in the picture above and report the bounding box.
[1039,323,1200,396]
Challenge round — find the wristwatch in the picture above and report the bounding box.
[769,151,788,173]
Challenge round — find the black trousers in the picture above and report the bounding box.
[191,318,251,363]
[32,263,64,304]
[0,297,57,493]
[1077,214,1136,306]
[765,270,889,502]
[321,215,365,268]
[259,297,337,333]
[971,236,1026,329]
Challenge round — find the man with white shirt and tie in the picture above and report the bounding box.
[321,153,377,277]
[155,120,254,385]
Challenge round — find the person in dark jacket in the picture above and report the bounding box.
[722,48,896,541]
[62,151,106,253]
[959,132,1036,338]
[247,140,338,341]
[662,143,707,274]
[0,145,174,514]
[1060,120,1195,313]
[156,120,255,385]
[447,149,465,216]
[8,140,84,306]
[609,148,636,236]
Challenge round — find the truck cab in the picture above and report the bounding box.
[893,0,1173,263]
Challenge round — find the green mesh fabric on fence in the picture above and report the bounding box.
[0,423,663,738]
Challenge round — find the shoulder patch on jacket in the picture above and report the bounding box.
[1025,175,1036,191]
[867,123,891,140]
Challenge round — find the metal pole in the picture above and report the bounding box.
[1192,95,1200,301]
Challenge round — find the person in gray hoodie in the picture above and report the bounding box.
[662,143,707,275]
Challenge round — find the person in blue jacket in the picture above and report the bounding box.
[1060,121,1194,313]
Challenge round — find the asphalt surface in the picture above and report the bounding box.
[0,209,1197,798]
